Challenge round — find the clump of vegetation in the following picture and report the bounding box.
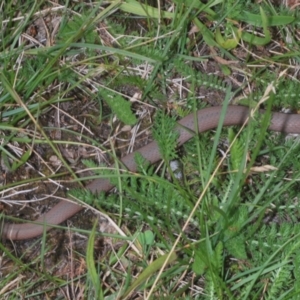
[1,1,300,298]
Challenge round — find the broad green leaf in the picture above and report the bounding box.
[138,230,155,246]
[233,7,271,46]
[237,12,294,27]
[172,0,219,16]
[193,250,207,275]
[119,0,174,19]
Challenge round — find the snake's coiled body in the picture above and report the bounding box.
[3,106,300,240]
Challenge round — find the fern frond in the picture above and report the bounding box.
[174,60,229,92]
[98,89,137,125]
[213,242,224,273]
[267,268,291,299]
[73,157,199,228]
[152,110,179,162]
[204,272,218,300]
[228,128,246,172]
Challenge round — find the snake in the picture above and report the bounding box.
[3,105,300,240]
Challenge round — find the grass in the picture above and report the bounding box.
[1,0,300,299]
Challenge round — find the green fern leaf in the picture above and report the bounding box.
[152,110,178,162]
[267,268,291,299]
[100,90,137,125]
[225,235,247,259]
[228,128,246,172]
[213,242,224,273]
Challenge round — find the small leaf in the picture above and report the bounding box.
[138,230,155,246]
[100,90,137,125]
[215,26,240,50]
[11,149,31,171]
[192,251,207,275]
[225,235,247,259]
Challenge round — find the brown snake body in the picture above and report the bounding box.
[3,105,300,240]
